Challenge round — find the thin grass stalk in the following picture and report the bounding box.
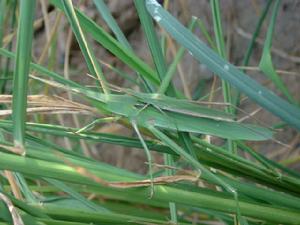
[0,0,6,76]
[259,0,295,103]
[210,0,237,155]
[233,0,273,111]
[158,17,197,94]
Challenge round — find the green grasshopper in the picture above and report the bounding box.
[32,76,268,218]
[83,85,272,140]
[83,85,245,218]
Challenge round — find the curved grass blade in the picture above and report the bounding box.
[259,0,295,103]
[145,0,300,131]
[61,0,109,94]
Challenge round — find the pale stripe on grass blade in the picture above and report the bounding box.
[145,0,300,131]
[61,0,109,94]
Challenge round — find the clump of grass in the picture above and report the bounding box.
[0,1,299,225]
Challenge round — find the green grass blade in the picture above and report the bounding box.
[36,204,180,225]
[1,151,300,224]
[233,0,273,111]
[50,0,160,86]
[12,0,36,147]
[92,0,130,50]
[259,0,295,103]
[0,0,16,94]
[0,0,5,47]
[148,126,234,193]
[0,0,7,93]
[210,0,226,58]
[61,0,109,94]
[210,0,236,155]
[45,178,109,212]
[242,0,273,69]
[158,17,197,94]
[134,0,165,82]
[195,17,217,50]
[210,0,233,115]
[93,0,153,91]
[0,48,84,90]
[145,0,300,131]
[8,0,37,205]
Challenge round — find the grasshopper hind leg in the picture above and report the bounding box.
[131,120,154,198]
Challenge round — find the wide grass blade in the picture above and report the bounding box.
[145,0,300,131]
